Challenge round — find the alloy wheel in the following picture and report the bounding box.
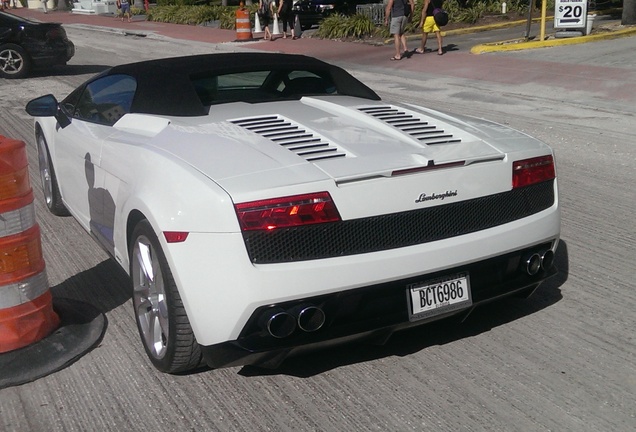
[37,134,54,208]
[0,47,24,76]
[131,235,169,360]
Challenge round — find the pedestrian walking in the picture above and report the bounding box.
[119,0,132,23]
[41,0,48,13]
[277,0,295,39]
[416,0,444,55]
[384,0,415,61]
[258,0,274,40]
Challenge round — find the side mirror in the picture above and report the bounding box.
[25,94,71,128]
[26,94,59,117]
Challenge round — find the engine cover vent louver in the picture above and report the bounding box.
[230,115,348,161]
[359,106,461,145]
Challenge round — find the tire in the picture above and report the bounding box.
[36,132,70,216]
[0,43,31,79]
[129,219,203,373]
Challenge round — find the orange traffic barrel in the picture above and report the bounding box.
[0,135,59,354]
[235,7,253,41]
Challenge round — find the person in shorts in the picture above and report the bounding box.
[384,0,414,61]
[119,0,131,23]
[416,0,444,55]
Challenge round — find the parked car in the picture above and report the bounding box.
[26,53,560,373]
[0,10,74,79]
[292,0,377,30]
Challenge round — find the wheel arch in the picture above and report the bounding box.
[126,209,149,262]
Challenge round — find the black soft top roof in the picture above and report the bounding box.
[97,53,380,117]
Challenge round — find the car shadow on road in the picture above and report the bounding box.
[49,259,131,315]
[239,240,569,378]
[30,64,112,78]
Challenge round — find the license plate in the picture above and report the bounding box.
[407,273,472,321]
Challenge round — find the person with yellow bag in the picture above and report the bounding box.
[416,0,446,55]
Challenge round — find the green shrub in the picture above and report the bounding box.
[316,14,380,39]
[218,7,239,29]
[148,5,225,24]
[130,6,146,16]
[148,4,259,28]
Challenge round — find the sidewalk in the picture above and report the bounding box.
[7,6,635,53]
[5,6,636,107]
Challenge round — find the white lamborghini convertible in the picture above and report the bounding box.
[26,53,560,373]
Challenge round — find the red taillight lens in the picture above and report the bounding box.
[235,192,341,231]
[512,155,555,189]
[46,27,66,41]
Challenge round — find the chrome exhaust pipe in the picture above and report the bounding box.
[265,309,296,338]
[296,306,326,332]
[525,253,541,275]
[540,249,555,271]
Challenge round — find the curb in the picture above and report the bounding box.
[471,24,636,54]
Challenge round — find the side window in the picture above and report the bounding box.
[61,86,83,117]
[74,75,137,126]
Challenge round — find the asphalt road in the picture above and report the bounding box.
[1,21,635,432]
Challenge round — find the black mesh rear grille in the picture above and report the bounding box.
[242,180,555,263]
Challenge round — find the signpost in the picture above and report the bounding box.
[554,0,588,29]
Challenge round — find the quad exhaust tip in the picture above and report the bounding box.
[525,253,542,275]
[297,306,326,332]
[264,305,326,338]
[541,249,555,271]
[524,249,555,276]
[266,310,296,339]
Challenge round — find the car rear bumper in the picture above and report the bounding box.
[30,40,74,67]
[200,241,558,369]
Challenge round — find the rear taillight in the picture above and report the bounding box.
[45,27,65,41]
[235,192,341,231]
[512,155,555,189]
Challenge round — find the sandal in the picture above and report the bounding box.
[438,49,444,55]
[390,56,402,61]
[415,48,425,54]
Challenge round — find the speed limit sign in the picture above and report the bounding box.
[554,0,588,29]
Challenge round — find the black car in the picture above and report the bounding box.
[292,0,378,30]
[0,11,75,79]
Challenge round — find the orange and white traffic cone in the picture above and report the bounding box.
[0,135,107,389]
[0,136,59,354]
[235,3,253,41]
